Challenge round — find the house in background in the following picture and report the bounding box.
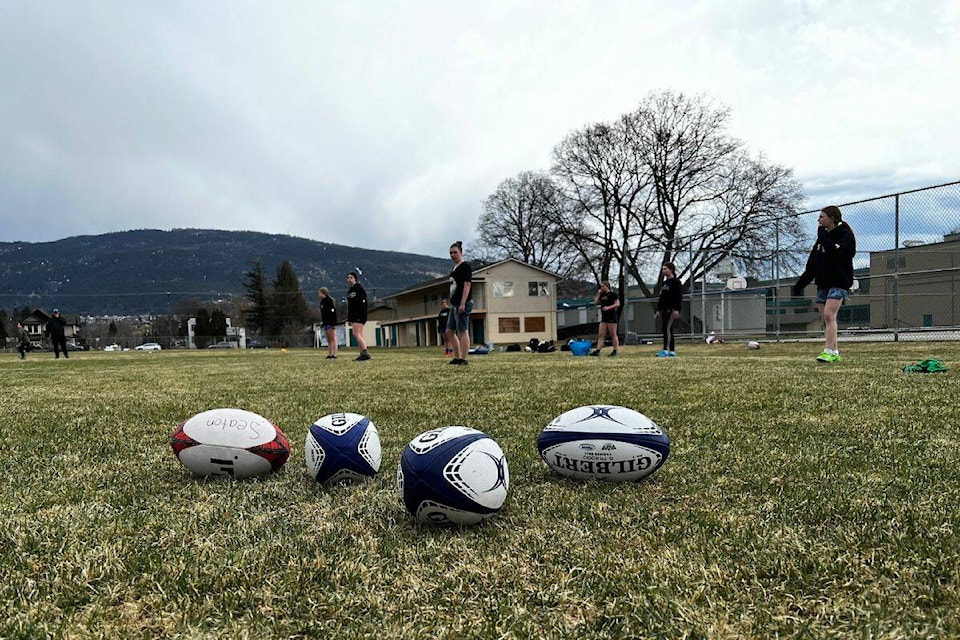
[377,259,561,348]
[21,309,82,347]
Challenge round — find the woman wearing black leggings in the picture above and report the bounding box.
[655,262,682,357]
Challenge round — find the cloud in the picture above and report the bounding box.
[1,0,957,255]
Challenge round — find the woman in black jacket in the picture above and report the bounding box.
[346,271,370,361]
[655,263,683,357]
[318,287,338,359]
[793,205,856,363]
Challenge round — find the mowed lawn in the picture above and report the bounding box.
[2,342,959,639]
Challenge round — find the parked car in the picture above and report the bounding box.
[66,342,85,351]
[207,341,237,349]
[103,344,121,351]
[134,342,162,351]
[247,340,269,349]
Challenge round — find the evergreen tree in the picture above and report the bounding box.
[210,310,228,341]
[108,321,118,337]
[242,260,270,334]
[0,309,9,342]
[268,260,310,337]
[194,308,212,349]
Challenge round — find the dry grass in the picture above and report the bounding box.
[2,343,959,638]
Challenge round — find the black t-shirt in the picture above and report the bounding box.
[598,290,619,323]
[449,262,472,305]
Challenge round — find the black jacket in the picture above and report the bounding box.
[346,283,367,323]
[45,315,67,338]
[794,222,856,294]
[320,296,337,327]
[657,277,683,312]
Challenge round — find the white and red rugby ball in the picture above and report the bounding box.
[172,408,291,479]
[537,405,670,482]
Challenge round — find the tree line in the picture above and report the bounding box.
[2,258,321,348]
[474,90,808,297]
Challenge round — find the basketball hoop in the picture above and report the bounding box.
[725,277,747,291]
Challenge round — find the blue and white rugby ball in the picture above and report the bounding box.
[398,426,509,526]
[537,405,670,482]
[305,412,382,484]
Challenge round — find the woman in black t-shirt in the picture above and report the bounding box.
[591,281,620,357]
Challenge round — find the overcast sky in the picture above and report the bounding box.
[2,1,958,258]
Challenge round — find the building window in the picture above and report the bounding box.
[528,281,549,296]
[498,317,521,333]
[524,316,546,332]
[493,282,515,297]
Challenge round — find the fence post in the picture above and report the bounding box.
[774,220,781,342]
[894,194,900,342]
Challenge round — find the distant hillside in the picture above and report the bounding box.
[0,229,451,315]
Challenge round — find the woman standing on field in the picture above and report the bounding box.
[446,241,472,366]
[793,205,856,363]
[318,287,338,359]
[346,271,371,361]
[655,262,682,358]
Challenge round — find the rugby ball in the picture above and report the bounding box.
[398,426,509,526]
[747,341,760,350]
[537,405,670,482]
[171,408,291,479]
[305,412,382,484]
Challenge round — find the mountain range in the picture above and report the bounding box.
[0,229,452,315]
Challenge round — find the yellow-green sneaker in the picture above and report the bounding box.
[816,351,841,363]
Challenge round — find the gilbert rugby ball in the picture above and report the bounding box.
[171,408,291,479]
[537,405,670,482]
[746,341,760,350]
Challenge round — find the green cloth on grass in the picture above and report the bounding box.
[902,359,948,373]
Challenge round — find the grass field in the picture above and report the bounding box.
[3,343,959,639]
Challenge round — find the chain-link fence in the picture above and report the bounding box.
[621,180,960,343]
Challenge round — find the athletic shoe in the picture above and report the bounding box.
[456,359,469,366]
[608,350,617,357]
[667,351,676,357]
[355,353,371,361]
[325,355,337,359]
[448,358,463,365]
[590,349,600,356]
[816,351,841,363]
[655,350,669,357]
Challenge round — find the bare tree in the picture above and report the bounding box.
[626,91,805,295]
[476,91,806,298]
[475,171,589,279]
[551,118,653,287]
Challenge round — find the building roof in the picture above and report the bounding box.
[383,258,562,300]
